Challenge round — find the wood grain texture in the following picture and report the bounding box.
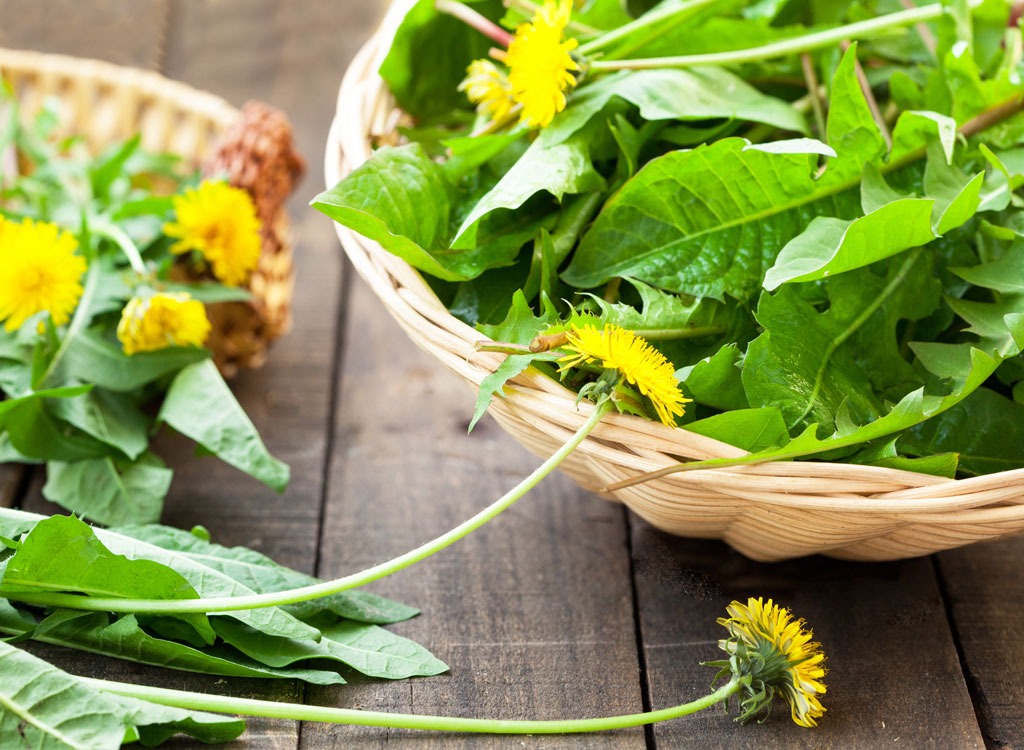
[300,279,646,749]
[938,538,1024,750]
[631,523,986,749]
[0,0,168,67]
[0,465,23,508]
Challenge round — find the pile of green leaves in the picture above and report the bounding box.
[0,90,288,524]
[0,508,447,746]
[315,0,1024,478]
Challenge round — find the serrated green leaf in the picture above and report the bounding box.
[49,389,149,460]
[902,387,1024,475]
[105,692,245,746]
[214,617,448,680]
[1,515,215,647]
[684,408,788,453]
[42,454,172,526]
[0,509,321,643]
[59,328,208,392]
[0,639,125,750]
[952,244,1024,293]
[157,359,289,492]
[544,67,808,148]
[0,609,344,686]
[677,344,749,412]
[763,198,936,290]
[453,135,606,243]
[562,137,861,298]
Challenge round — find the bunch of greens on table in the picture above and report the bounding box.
[0,508,447,747]
[0,88,288,525]
[315,0,1024,479]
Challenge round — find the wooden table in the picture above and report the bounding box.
[1,2,1021,748]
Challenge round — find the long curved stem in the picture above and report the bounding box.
[82,674,741,733]
[2,401,613,614]
[589,1,979,72]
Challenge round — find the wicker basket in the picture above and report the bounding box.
[324,0,1024,562]
[0,48,304,376]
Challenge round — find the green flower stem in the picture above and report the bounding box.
[577,0,719,57]
[2,400,614,614]
[82,674,742,734]
[631,326,726,342]
[588,0,981,72]
[92,220,147,275]
[34,260,101,389]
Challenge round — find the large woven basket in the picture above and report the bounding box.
[0,48,304,376]
[324,0,1024,562]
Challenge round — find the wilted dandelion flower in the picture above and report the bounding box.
[460,59,516,122]
[506,0,579,127]
[165,181,261,287]
[558,323,689,426]
[717,597,827,727]
[117,292,211,355]
[0,217,86,332]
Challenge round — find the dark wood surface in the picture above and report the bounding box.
[1,2,1022,748]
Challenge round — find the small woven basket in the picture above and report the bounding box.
[0,48,304,376]
[324,0,1024,562]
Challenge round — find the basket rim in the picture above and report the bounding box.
[321,2,1024,560]
[0,46,239,127]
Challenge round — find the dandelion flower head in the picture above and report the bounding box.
[506,0,580,127]
[0,216,86,332]
[718,597,827,727]
[165,181,261,287]
[558,323,689,426]
[460,59,516,123]
[117,292,211,356]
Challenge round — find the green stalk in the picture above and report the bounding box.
[35,261,100,389]
[578,0,719,57]
[92,220,147,275]
[588,1,981,72]
[2,400,614,614]
[82,675,742,733]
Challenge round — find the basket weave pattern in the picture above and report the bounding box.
[324,1,1024,562]
[0,48,302,375]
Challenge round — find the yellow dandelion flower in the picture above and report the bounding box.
[459,59,516,123]
[0,217,86,332]
[558,323,689,426]
[164,181,261,287]
[116,292,211,356]
[718,597,827,727]
[506,0,580,128]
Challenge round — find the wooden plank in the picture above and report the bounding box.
[0,465,23,509]
[300,279,646,748]
[938,537,1024,749]
[12,1,364,748]
[0,0,167,68]
[632,525,986,749]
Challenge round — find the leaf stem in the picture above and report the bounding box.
[81,674,742,733]
[577,0,719,57]
[2,401,614,614]
[588,1,979,71]
[34,261,101,389]
[92,220,147,275]
[630,326,726,341]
